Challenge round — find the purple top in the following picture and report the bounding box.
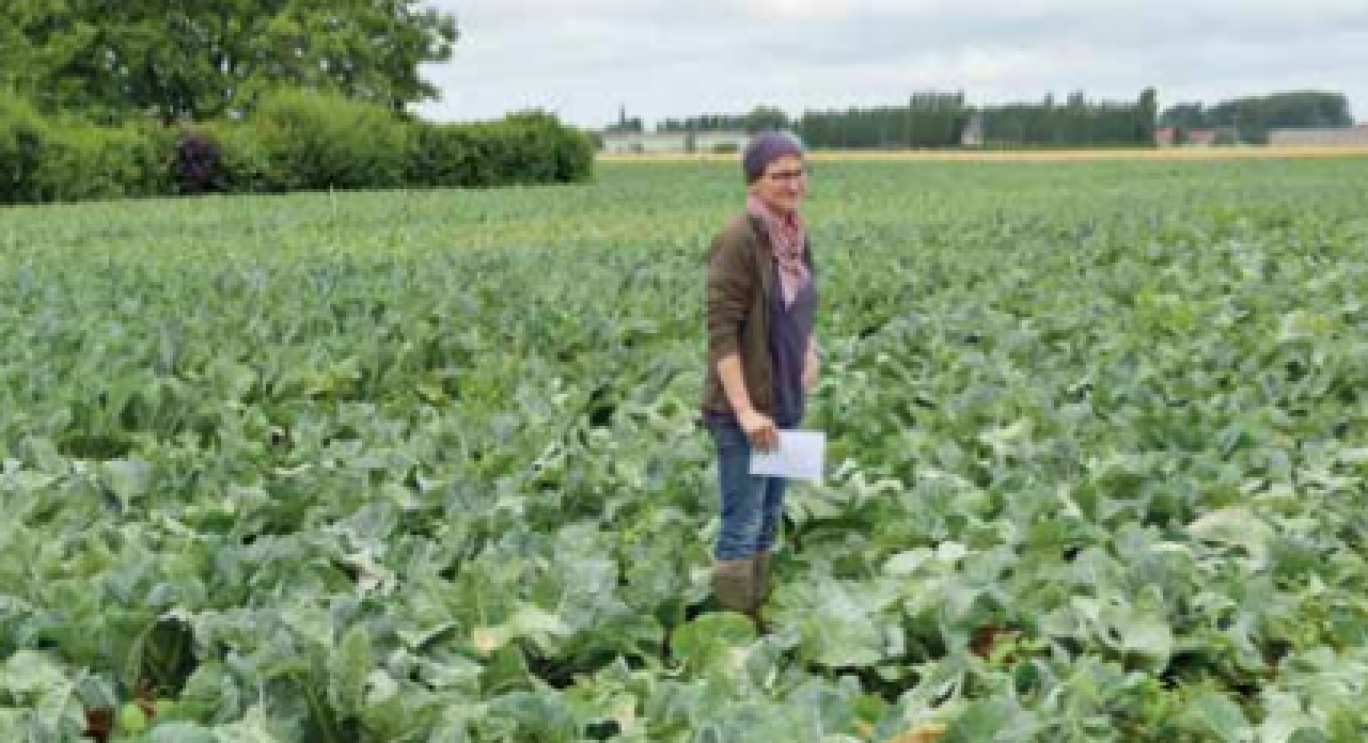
[767,262,817,428]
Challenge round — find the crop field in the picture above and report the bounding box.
[5,157,1368,741]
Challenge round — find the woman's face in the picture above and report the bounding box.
[750,154,807,216]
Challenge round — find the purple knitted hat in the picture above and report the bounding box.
[742,131,803,183]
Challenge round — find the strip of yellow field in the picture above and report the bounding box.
[600,146,1368,163]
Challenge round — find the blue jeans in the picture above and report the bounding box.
[708,421,788,561]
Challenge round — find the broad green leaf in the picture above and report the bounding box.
[328,624,375,714]
[148,721,219,743]
[1180,689,1251,742]
[103,457,152,507]
[1188,507,1274,565]
[670,613,756,674]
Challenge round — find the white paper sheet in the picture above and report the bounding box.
[749,430,826,483]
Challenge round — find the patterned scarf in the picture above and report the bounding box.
[747,194,809,305]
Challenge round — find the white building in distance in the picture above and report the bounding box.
[599,130,750,155]
[1268,124,1368,147]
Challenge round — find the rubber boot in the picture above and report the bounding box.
[711,557,756,616]
[751,550,773,632]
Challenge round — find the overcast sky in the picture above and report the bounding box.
[414,1,1368,129]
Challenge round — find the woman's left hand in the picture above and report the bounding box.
[802,350,819,390]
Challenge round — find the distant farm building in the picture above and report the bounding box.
[1156,127,1227,147]
[599,130,749,155]
[1268,124,1368,147]
[1185,129,1218,147]
[960,113,986,147]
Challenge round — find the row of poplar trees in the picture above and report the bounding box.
[656,90,1160,149]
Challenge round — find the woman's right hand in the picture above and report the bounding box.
[738,409,779,451]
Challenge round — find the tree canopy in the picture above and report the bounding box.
[1160,90,1353,143]
[0,0,458,123]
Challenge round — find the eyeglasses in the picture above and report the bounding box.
[765,168,807,182]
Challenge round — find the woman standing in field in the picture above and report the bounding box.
[701,131,819,626]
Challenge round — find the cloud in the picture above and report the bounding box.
[415,0,1368,126]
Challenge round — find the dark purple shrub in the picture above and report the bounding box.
[171,131,223,194]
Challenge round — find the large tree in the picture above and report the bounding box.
[0,0,458,123]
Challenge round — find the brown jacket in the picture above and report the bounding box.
[701,213,812,418]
